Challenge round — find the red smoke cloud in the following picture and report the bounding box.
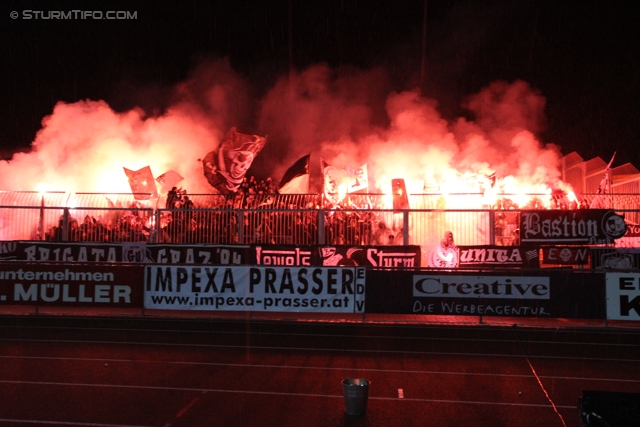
[0,58,569,203]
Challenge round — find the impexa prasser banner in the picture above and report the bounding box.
[145,266,366,313]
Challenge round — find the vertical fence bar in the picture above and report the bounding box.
[237,209,244,244]
[402,210,409,245]
[62,208,70,241]
[317,210,325,244]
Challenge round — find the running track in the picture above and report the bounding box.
[1,315,639,427]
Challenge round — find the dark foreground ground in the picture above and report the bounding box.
[0,313,639,427]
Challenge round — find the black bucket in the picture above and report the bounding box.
[342,378,370,416]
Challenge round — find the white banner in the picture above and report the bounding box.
[144,266,366,313]
[606,273,640,321]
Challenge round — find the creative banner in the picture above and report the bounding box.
[365,270,606,319]
[0,263,143,307]
[459,246,540,268]
[605,272,640,321]
[541,246,590,265]
[520,209,627,244]
[144,266,366,313]
[4,242,251,265]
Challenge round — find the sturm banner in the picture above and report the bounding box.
[0,263,143,307]
[144,266,366,313]
[520,209,627,244]
[605,273,640,321]
[318,246,420,268]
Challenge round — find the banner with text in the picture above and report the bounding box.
[605,273,640,321]
[520,209,627,244]
[459,246,540,268]
[365,270,605,318]
[0,263,143,307]
[2,242,251,265]
[144,266,366,313]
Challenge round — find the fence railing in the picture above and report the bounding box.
[2,191,639,249]
[0,204,527,247]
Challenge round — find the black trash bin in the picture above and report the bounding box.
[342,378,370,416]
[579,390,640,427]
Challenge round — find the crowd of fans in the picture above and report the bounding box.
[40,175,526,246]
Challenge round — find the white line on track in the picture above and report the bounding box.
[0,419,153,427]
[1,355,638,383]
[3,325,639,347]
[0,380,577,410]
[1,337,638,363]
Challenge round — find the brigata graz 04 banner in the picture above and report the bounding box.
[144,266,366,313]
[520,209,627,244]
[1,242,251,265]
[0,263,143,307]
[365,270,605,318]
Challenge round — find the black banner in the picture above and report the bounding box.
[3,242,421,268]
[2,242,251,265]
[366,270,606,319]
[591,248,640,270]
[520,209,627,244]
[459,246,540,268]
[541,246,590,265]
[318,245,421,268]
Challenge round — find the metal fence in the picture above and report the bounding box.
[2,191,638,249]
[0,204,517,247]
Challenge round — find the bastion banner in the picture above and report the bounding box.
[519,209,627,244]
[144,265,366,313]
[0,263,143,307]
[365,270,606,319]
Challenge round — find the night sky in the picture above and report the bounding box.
[2,0,638,169]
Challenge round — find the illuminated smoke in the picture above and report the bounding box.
[0,59,569,204]
[0,58,248,195]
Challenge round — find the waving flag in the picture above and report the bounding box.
[347,163,368,193]
[321,158,347,206]
[590,152,616,209]
[123,166,158,200]
[278,154,310,194]
[155,170,184,190]
[202,127,267,194]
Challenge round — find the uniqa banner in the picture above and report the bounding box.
[459,246,540,268]
[144,266,366,313]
